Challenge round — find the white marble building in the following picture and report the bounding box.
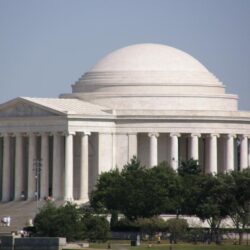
[0,43,250,203]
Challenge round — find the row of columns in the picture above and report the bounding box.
[0,131,91,202]
[148,133,250,172]
[1,131,250,202]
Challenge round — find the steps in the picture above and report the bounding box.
[0,200,54,234]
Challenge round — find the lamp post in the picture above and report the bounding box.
[33,159,42,213]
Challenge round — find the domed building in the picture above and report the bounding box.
[0,43,250,204]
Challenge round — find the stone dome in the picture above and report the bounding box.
[89,43,209,73]
[61,43,238,111]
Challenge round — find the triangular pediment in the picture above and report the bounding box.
[0,98,63,117]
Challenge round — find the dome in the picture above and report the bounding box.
[61,43,238,111]
[89,43,209,73]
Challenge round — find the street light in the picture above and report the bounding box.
[33,159,42,213]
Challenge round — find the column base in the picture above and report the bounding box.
[63,197,74,202]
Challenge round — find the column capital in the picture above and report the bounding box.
[224,134,236,139]
[0,132,11,138]
[41,132,50,137]
[63,131,75,136]
[206,133,220,138]
[127,132,137,136]
[148,132,159,138]
[190,133,201,138]
[170,133,181,137]
[12,132,24,137]
[238,134,248,140]
[78,131,91,136]
[26,132,38,137]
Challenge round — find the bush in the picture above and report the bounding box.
[33,202,110,242]
[111,217,140,232]
[84,214,111,242]
[136,217,167,238]
[166,218,188,243]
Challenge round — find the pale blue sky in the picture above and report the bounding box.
[0,0,250,110]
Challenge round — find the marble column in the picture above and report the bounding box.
[225,134,235,172]
[190,134,200,160]
[79,132,90,201]
[206,134,219,174]
[148,133,159,167]
[239,135,248,170]
[2,134,11,201]
[64,132,74,201]
[14,133,24,200]
[52,133,63,199]
[128,133,137,160]
[27,133,37,199]
[170,133,180,170]
[40,132,49,199]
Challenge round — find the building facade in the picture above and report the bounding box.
[0,44,250,203]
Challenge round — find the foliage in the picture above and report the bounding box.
[189,174,234,243]
[83,213,111,242]
[111,217,140,231]
[33,202,110,242]
[228,169,250,244]
[90,158,250,244]
[91,157,179,220]
[178,159,202,177]
[177,159,203,216]
[33,201,59,237]
[166,218,188,243]
[110,210,119,230]
[136,217,168,237]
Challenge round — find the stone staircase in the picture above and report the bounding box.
[0,200,46,234]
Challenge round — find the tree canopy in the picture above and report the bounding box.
[91,157,179,220]
[33,202,110,242]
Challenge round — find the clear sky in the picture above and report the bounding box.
[0,0,250,110]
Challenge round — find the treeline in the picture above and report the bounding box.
[91,157,250,244]
[32,158,250,244]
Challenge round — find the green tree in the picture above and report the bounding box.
[178,159,202,177]
[166,218,188,244]
[83,213,110,242]
[91,157,179,220]
[177,159,202,216]
[191,174,233,244]
[34,202,110,242]
[90,168,122,213]
[136,217,167,239]
[229,169,250,245]
[33,201,59,237]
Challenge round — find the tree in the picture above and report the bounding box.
[136,217,167,239]
[177,159,202,216]
[33,201,59,237]
[166,218,188,243]
[178,159,202,177]
[83,213,110,242]
[190,174,233,244]
[229,169,250,245]
[34,202,110,242]
[90,157,179,220]
[90,168,122,213]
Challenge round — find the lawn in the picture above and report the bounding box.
[86,241,250,250]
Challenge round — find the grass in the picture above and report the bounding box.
[85,241,250,250]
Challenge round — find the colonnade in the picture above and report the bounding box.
[0,132,250,202]
[0,132,91,202]
[147,133,250,172]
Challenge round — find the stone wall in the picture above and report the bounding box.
[0,236,66,250]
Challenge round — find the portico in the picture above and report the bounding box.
[1,43,250,203]
[0,128,249,202]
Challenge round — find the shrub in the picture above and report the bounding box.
[166,218,188,243]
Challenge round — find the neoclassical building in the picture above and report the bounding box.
[0,43,250,203]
